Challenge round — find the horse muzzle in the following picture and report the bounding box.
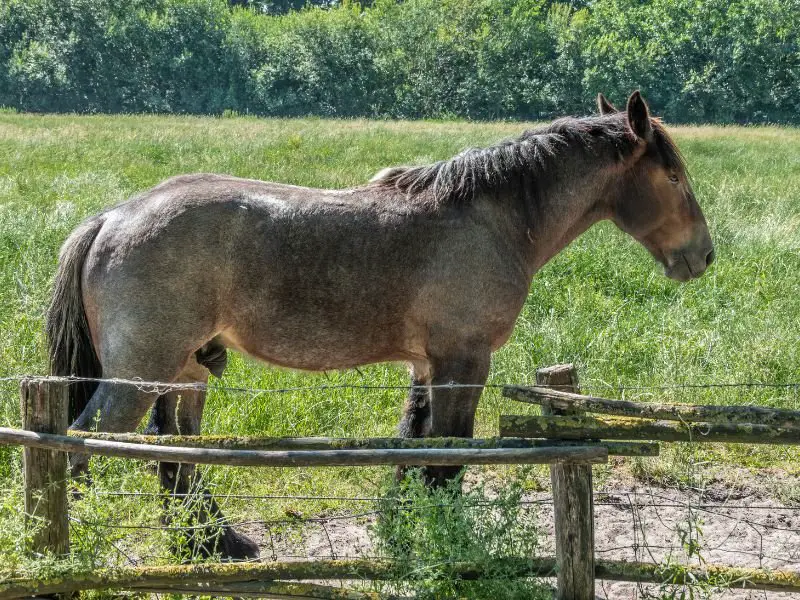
[664,243,715,282]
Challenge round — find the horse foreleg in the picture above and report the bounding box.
[423,348,491,488]
[147,363,259,561]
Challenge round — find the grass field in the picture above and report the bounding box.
[1,111,800,569]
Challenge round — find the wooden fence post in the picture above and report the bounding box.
[537,364,594,600]
[20,379,70,557]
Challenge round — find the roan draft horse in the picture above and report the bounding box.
[47,92,714,559]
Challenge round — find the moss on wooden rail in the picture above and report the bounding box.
[499,414,800,444]
[0,427,608,466]
[4,558,800,598]
[68,431,658,456]
[0,559,557,598]
[596,560,800,593]
[125,581,393,599]
[504,385,800,428]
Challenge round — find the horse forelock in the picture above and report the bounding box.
[368,114,638,206]
[650,118,687,173]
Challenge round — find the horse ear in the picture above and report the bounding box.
[626,90,653,141]
[597,93,617,115]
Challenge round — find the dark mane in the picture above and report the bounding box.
[370,115,682,205]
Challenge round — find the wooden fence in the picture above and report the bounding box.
[3,366,800,599]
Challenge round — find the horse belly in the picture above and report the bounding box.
[219,312,421,372]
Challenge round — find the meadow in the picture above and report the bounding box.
[1,111,800,562]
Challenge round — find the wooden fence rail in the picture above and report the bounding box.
[4,558,800,599]
[0,427,608,466]
[499,414,800,444]
[69,431,658,456]
[504,384,800,428]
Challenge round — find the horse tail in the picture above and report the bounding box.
[46,215,105,423]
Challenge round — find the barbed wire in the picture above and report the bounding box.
[64,479,800,599]
[2,374,800,394]
[94,489,800,514]
[94,491,389,501]
[72,493,800,535]
[70,500,800,573]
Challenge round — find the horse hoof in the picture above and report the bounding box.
[220,527,260,561]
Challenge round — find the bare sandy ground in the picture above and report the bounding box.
[237,471,800,599]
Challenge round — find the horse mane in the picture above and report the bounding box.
[369,115,682,205]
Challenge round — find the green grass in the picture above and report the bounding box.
[1,113,800,559]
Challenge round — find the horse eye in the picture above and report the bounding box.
[668,174,680,184]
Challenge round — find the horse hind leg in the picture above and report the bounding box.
[68,379,161,478]
[147,358,259,561]
[143,337,226,475]
[67,337,202,478]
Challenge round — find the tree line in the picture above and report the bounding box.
[1,0,797,123]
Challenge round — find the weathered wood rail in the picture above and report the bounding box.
[504,384,800,428]
[0,427,609,467]
[69,430,659,456]
[499,414,800,444]
[4,558,800,599]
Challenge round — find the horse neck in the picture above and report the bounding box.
[520,144,623,275]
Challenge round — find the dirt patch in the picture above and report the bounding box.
[238,472,800,599]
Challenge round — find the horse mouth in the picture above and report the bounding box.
[682,254,697,279]
[664,261,692,282]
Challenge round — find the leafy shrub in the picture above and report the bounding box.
[369,471,551,599]
[0,0,797,122]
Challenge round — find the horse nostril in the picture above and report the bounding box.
[705,249,715,267]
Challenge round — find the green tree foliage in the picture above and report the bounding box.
[366,0,558,119]
[582,0,800,123]
[245,4,379,116]
[0,0,797,122]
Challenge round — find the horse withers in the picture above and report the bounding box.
[47,91,713,559]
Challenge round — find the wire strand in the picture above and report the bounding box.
[3,374,800,393]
